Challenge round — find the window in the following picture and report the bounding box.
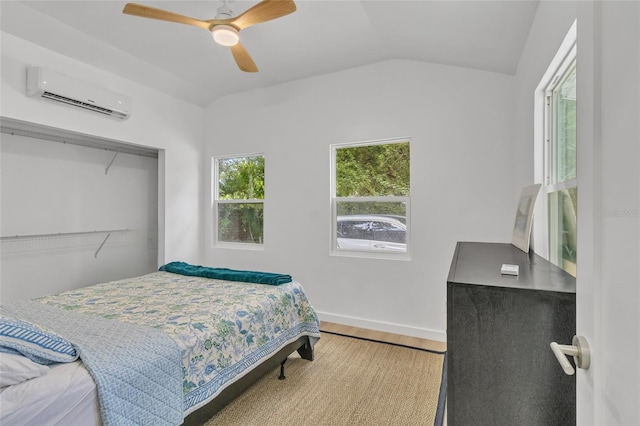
[330,139,410,258]
[213,154,264,247]
[539,24,577,276]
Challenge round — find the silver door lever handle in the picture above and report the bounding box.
[550,335,590,375]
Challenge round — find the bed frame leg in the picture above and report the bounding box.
[278,358,287,380]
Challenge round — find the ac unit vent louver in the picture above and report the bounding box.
[27,67,132,121]
[41,91,129,120]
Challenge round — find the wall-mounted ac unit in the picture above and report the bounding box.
[26,67,132,121]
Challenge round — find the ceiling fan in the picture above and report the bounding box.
[122,0,296,73]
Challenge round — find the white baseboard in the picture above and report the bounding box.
[316,311,446,343]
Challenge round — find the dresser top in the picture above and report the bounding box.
[447,241,576,293]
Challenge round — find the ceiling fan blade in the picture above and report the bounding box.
[230,43,258,73]
[229,0,296,31]
[122,3,212,31]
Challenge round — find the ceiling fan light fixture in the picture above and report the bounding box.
[212,25,239,46]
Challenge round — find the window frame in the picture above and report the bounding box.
[212,153,265,250]
[330,138,411,260]
[534,21,577,276]
[545,55,577,188]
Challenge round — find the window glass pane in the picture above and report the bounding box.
[336,142,410,197]
[215,154,264,246]
[553,64,576,183]
[548,188,577,276]
[336,201,406,253]
[217,202,264,244]
[218,156,264,200]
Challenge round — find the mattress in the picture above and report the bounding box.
[1,270,320,425]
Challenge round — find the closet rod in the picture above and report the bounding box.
[0,229,129,242]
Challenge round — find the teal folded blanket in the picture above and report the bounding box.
[159,262,292,285]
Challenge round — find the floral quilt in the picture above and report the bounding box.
[36,271,321,415]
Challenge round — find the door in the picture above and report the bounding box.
[576,2,640,424]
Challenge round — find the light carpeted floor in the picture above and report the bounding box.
[204,332,446,425]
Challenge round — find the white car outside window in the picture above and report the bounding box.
[336,215,406,253]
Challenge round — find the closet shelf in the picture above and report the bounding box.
[1,229,129,242]
[1,229,129,258]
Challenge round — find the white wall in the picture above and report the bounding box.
[1,133,158,300]
[203,59,517,341]
[0,33,204,297]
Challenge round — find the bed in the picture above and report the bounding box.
[0,262,321,425]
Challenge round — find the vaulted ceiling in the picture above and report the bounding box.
[1,1,539,107]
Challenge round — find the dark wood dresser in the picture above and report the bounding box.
[446,241,576,425]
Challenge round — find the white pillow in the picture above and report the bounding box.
[0,352,49,388]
